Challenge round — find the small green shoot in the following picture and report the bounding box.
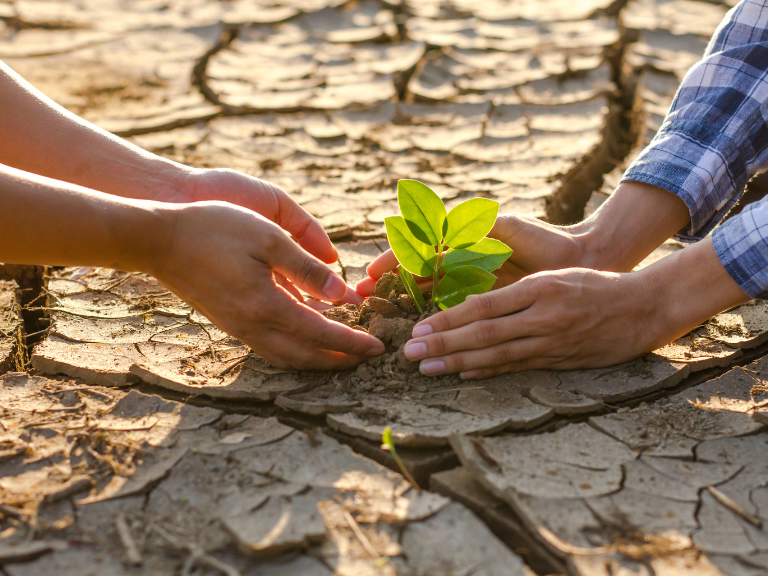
[385,180,512,310]
[381,426,421,493]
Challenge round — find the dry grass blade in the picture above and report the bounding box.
[342,509,380,559]
[707,484,763,527]
[115,513,142,565]
[150,522,241,576]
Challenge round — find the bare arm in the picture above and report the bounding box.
[0,61,185,201]
[0,60,340,265]
[0,164,163,270]
[0,164,384,369]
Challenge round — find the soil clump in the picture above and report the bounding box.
[322,272,455,394]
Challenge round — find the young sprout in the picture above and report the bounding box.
[385,180,512,311]
[381,426,421,493]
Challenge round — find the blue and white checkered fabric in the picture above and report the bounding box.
[621,0,768,298]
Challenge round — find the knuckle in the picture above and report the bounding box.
[491,345,515,365]
[430,335,448,356]
[525,274,552,295]
[475,321,497,344]
[469,294,494,317]
[297,257,326,288]
[446,354,466,373]
[262,228,286,254]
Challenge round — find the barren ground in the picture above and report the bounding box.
[3,0,768,575]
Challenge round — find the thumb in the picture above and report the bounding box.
[267,233,348,302]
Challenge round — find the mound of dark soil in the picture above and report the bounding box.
[322,273,455,393]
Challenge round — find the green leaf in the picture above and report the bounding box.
[398,179,446,246]
[385,216,434,277]
[398,265,426,315]
[444,198,500,249]
[442,238,512,273]
[436,265,496,310]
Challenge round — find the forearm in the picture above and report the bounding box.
[638,236,751,348]
[573,180,691,272]
[0,163,169,273]
[0,61,188,202]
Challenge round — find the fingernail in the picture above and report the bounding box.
[461,370,482,380]
[404,341,427,360]
[367,341,385,355]
[322,274,347,302]
[412,324,434,338]
[420,359,445,376]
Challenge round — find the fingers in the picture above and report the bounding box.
[274,272,304,302]
[267,181,338,264]
[260,286,384,356]
[355,276,377,297]
[365,249,398,280]
[305,298,334,312]
[251,329,371,371]
[403,313,537,361]
[414,337,550,377]
[412,280,538,337]
[337,286,364,305]
[266,230,349,302]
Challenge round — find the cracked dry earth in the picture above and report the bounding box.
[3,0,768,574]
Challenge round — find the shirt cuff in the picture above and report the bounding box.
[620,118,746,243]
[712,199,768,300]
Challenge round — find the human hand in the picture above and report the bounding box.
[398,238,750,378]
[149,201,384,370]
[355,213,583,296]
[401,268,654,377]
[166,167,364,306]
[170,167,342,271]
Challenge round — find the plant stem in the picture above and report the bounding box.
[390,448,422,493]
[431,242,442,308]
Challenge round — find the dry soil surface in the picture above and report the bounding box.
[2,0,763,574]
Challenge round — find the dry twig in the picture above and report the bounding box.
[707,484,763,527]
[116,513,143,565]
[150,522,241,576]
[343,510,380,559]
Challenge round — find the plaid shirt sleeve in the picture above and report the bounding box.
[620,0,768,298]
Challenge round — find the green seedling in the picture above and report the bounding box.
[381,426,421,493]
[385,180,512,311]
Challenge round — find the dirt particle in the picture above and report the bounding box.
[356,364,375,382]
[374,272,406,299]
[322,303,360,327]
[368,316,415,349]
[367,296,405,318]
